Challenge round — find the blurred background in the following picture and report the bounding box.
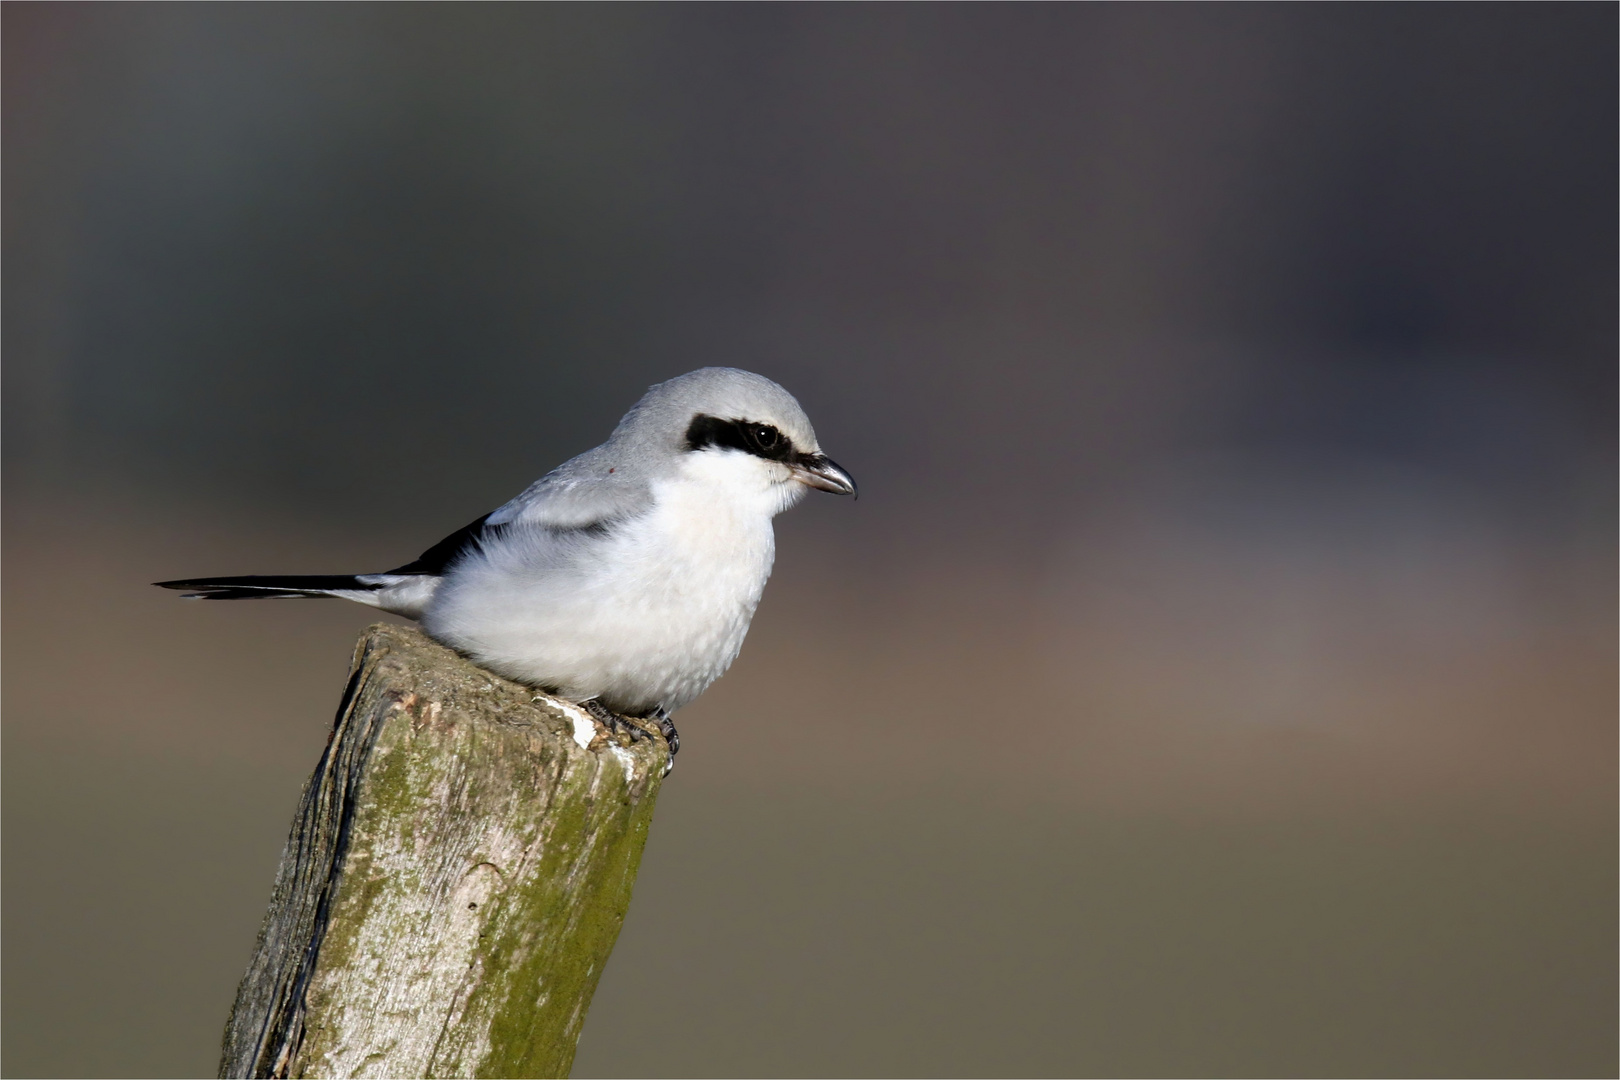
[4,6,1615,1077]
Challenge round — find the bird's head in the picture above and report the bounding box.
[617,368,857,510]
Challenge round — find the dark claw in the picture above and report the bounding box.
[583,699,646,743]
[584,700,677,775]
[650,708,680,758]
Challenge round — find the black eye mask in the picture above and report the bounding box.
[684,414,797,464]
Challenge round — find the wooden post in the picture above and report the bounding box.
[219,623,667,1079]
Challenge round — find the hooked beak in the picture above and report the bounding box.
[791,453,858,498]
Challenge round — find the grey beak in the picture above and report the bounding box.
[792,454,858,498]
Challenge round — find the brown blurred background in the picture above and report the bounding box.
[4,6,1615,1077]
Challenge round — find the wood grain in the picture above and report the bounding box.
[220,623,667,1079]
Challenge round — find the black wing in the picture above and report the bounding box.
[386,512,506,576]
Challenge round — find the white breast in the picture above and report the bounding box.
[422,450,801,714]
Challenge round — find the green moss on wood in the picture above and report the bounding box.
[220,624,666,1079]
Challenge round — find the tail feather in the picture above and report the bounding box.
[154,575,381,600]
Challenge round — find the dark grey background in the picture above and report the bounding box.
[5,6,1615,1077]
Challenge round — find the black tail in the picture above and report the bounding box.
[153,575,382,600]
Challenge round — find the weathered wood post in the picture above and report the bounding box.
[220,623,667,1079]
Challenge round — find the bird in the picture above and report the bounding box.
[156,367,856,763]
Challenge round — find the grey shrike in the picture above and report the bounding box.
[157,367,856,761]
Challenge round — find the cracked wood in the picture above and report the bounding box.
[220,623,667,1079]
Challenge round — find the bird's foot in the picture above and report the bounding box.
[582,699,652,746]
[646,707,680,759]
[582,701,678,777]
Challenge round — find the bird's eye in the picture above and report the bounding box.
[751,424,779,450]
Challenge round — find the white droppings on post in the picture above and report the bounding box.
[609,744,637,774]
[551,699,597,749]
